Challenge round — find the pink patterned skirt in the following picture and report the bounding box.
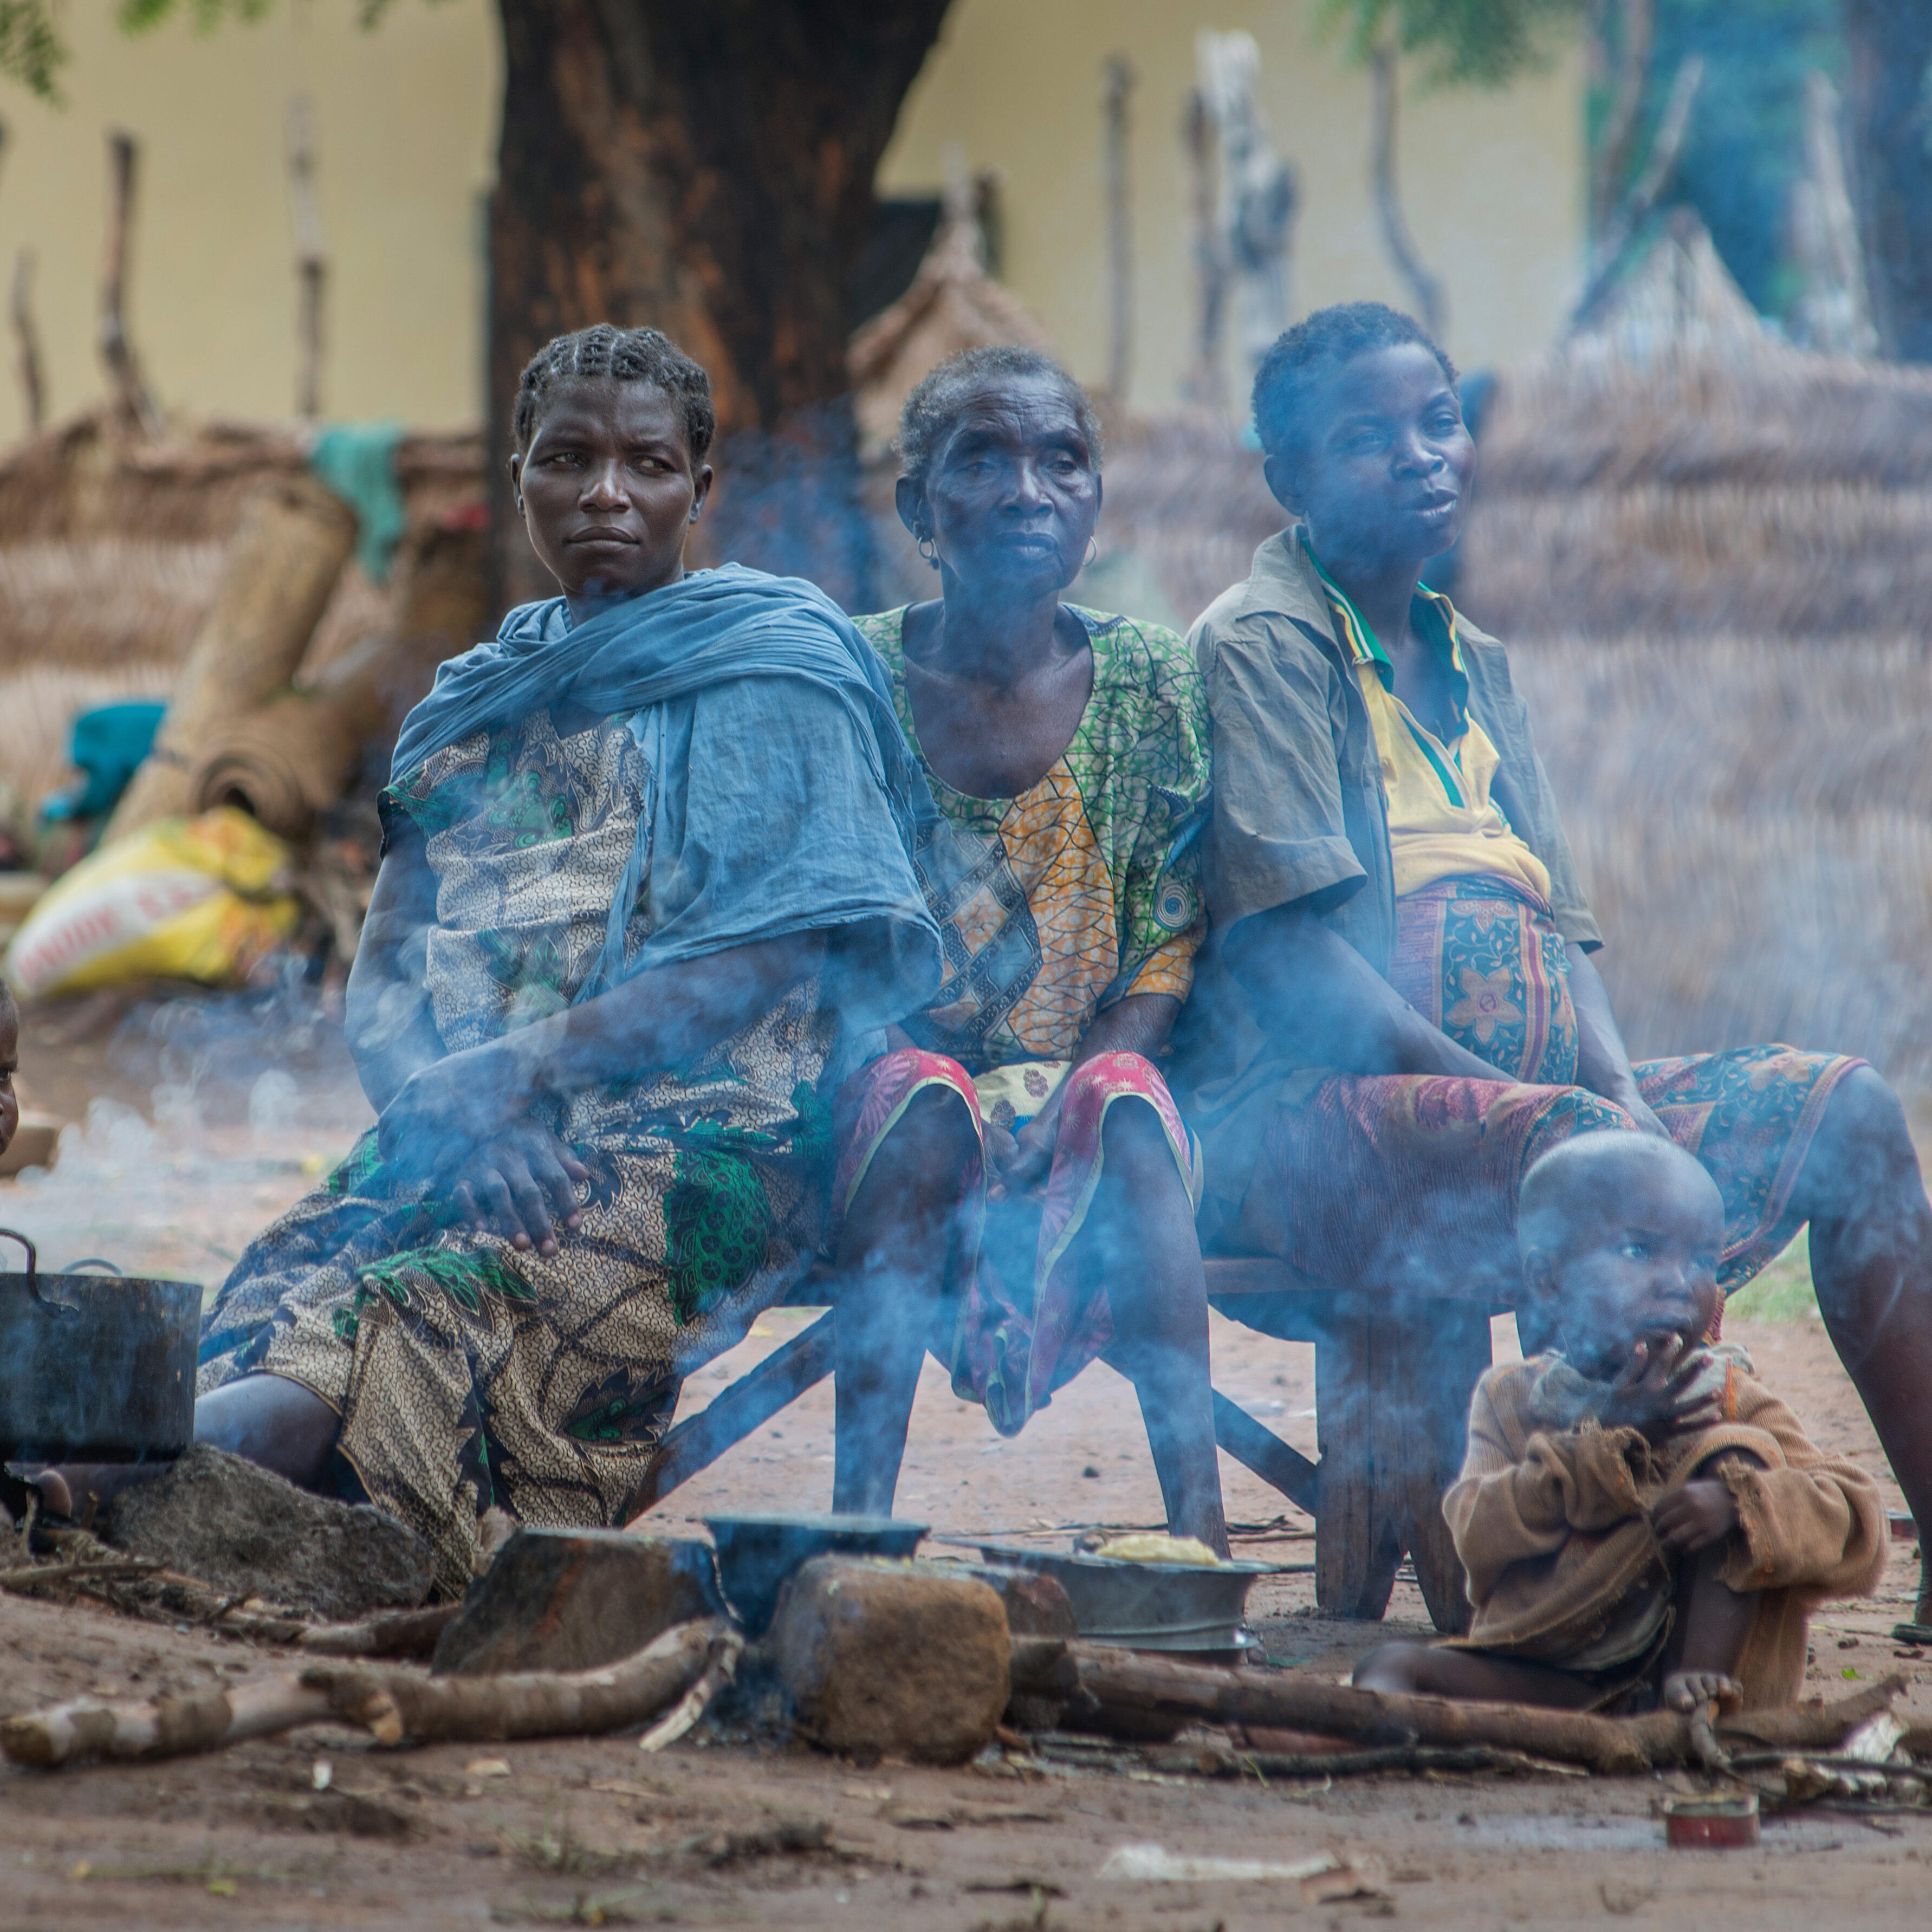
[832,1048,1202,1436]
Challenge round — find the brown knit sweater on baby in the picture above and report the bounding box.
[1442,1349,1886,1708]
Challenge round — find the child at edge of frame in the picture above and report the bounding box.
[1353,1130,1887,1715]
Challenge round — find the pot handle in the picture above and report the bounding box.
[61,1259,122,1276]
[0,1224,72,1313]
[0,1224,34,1280]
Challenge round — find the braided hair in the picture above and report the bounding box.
[897,345,1103,494]
[511,325,717,463]
[1251,302,1458,461]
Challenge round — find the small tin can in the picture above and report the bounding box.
[1663,1792,1761,1849]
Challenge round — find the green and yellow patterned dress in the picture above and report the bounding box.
[199,659,906,1592]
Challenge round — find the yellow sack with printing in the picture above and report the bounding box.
[3,807,301,998]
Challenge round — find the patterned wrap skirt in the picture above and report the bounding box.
[833,1047,1203,1436]
[1229,877,1860,1321]
[198,983,836,1596]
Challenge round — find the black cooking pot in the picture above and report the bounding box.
[0,1227,200,1462]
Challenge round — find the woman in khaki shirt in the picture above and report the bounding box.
[1182,300,1931,1641]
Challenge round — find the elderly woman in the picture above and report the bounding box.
[44,327,939,1592]
[1184,301,1932,1635]
[831,346,1227,1554]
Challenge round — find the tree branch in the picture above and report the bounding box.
[1570,53,1704,329]
[1370,40,1445,338]
[1590,0,1654,235]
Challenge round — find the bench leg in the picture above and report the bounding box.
[1314,1303,1491,1631]
[1389,1304,1490,1635]
[1314,1309,1403,1619]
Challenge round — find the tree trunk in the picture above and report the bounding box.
[1844,0,1932,361]
[1368,43,1444,340]
[488,0,952,607]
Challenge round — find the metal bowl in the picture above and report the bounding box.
[703,1512,929,1634]
[973,1542,1277,1663]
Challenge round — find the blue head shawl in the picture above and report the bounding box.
[391,562,940,1019]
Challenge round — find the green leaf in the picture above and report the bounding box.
[0,1,68,100]
[1318,0,1589,92]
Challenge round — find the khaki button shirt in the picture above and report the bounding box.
[1185,530,1598,1051]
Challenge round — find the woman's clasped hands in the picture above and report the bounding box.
[377,1052,588,1258]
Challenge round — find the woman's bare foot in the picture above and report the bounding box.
[29,1459,172,1522]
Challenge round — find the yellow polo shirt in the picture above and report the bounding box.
[1308,539,1553,907]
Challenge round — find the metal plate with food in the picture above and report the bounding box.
[969,1540,1283,1663]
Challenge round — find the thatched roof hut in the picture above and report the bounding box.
[1461,212,1932,640]
[1458,214,1932,1097]
[847,215,1053,468]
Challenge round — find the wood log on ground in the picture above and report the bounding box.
[2,1675,335,1768]
[1010,1639,1906,1776]
[107,476,356,838]
[2,1617,728,1769]
[211,1601,460,1658]
[303,1616,729,1747]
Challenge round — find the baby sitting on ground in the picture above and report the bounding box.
[1354,1131,1886,1713]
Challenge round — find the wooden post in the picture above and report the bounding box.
[1368,43,1445,341]
[286,96,327,420]
[1100,54,1136,407]
[10,249,43,435]
[99,131,162,438]
[1182,87,1227,407]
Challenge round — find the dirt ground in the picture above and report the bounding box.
[2,989,1928,1929]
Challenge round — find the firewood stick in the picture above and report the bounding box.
[1715,1678,1907,1749]
[639,1629,742,1753]
[0,1558,162,1593]
[3,1617,726,1770]
[302,1617,729,1747]
[2,1677,335,1768]
[1016,1641,1905,1776]
[209,1601,459,1657]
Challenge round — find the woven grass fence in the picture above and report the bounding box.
[1510,631,1932,1096]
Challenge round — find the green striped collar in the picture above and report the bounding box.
[1299,527,1466,688]
[1306,525,1468,684]
[1300,529,1472,805]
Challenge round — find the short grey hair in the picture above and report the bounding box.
[897,346,1104,492]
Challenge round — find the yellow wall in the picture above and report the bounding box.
[879,0,1585,404]
[0,1,1579,443]
[0,2,498,439]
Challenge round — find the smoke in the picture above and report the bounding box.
[2,969,371,1294]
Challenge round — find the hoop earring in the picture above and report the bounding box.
[917,534,938,569]
[1084,536,1098,568]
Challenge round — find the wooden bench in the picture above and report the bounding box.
[632,1258,1504,1636]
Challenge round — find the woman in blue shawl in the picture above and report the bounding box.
[178,327,941,1590]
